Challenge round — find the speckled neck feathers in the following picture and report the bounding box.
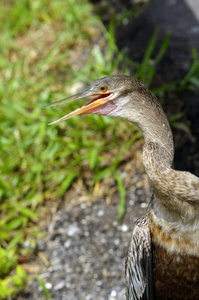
[108,77,199,248]
[131,84,199,257]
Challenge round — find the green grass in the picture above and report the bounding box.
[178,47,199,90]
[131,30,170,88]
[37,277,52,299]
[0,1,132,298]
[1,0,199,299]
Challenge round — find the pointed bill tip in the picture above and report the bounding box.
[44,104,50,108]
[47,111,75,125]
[48,119,63,125]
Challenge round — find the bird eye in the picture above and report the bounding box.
[100,85,108,92]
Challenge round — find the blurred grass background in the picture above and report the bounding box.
[0,0,199,298]
[0,0,132,297]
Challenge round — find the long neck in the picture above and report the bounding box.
[127,92,198,224]
[141,120,199,224]
[110,87,199,223]
[111,84,199,255]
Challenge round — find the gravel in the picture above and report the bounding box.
[19,169,151,300]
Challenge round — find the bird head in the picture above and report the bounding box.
[45,74,147,125]
[45,74,173,157]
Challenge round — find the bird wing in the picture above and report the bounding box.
[125,216,154,300]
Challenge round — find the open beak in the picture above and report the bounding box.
[45,86,112,125]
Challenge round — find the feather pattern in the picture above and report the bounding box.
[126,215,154,300]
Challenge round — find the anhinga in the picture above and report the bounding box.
[46,75,199,299]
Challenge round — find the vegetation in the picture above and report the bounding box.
[0,0,199,299]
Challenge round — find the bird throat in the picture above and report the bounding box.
[79,100,116,116]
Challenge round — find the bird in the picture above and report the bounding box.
[46,74,199,299]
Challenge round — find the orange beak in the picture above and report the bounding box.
[45,86,112,125]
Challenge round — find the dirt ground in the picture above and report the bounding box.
[18,0,199,299]
[19,142,151,300]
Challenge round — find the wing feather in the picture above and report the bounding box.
[125,216,154,300]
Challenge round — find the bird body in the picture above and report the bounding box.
[151,216,199,300]
[46,75,199,299]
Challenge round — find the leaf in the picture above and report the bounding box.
[57,171,78,196]
[154,34,170,64]
[93,168,113,182]
[172,122,192,137]
[169,111,185,122]
[87,148,99,170]
[14,265,26,287]
[38,277,52,299]
[29,193,43,210]
[190,76,199,88]
[113,132,141,168]
[7,232,23,250]
[142,30,158,68]
[3,218,23,232]
[18,207,37,220]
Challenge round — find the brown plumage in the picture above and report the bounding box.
[46,74,199,299]
[152,241,199,300]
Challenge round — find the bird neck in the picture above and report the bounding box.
[142,140,198,224]
[134,99,198,224]
[111,87,198,223]
[143,139,199,256]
